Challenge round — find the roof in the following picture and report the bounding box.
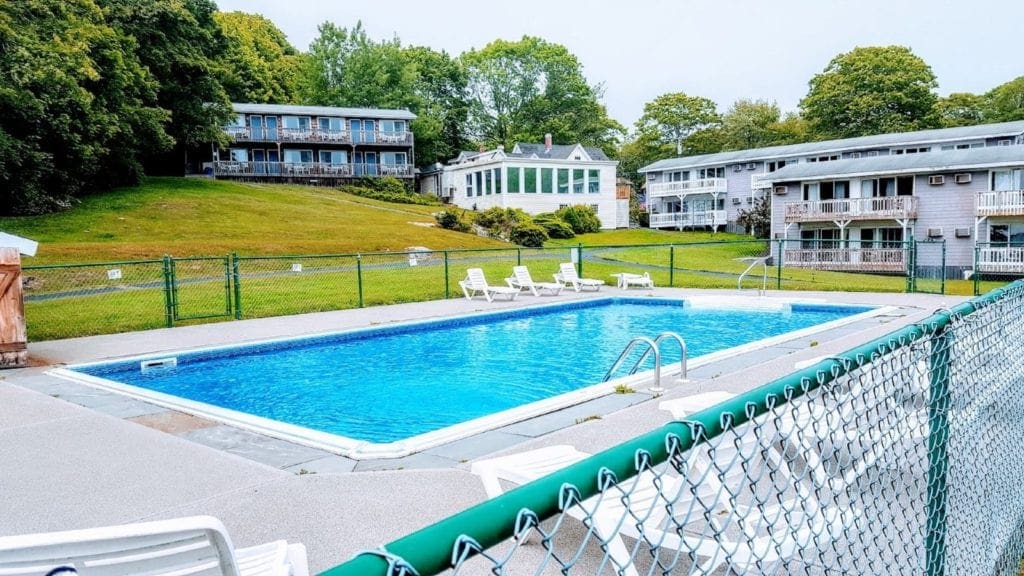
[638,121,1024,173]
[511,143,612,161]
[766,146,1024,182]
[0,231,38,256]
[231,103,416,120]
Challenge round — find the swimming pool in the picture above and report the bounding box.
[55,297,880,459]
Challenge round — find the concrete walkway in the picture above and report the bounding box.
[0,288,967,573]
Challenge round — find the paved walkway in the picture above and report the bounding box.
[0,288,966,573]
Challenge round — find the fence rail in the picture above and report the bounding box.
[322,281,1024,576]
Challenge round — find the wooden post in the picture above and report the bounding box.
[0,247,27,368]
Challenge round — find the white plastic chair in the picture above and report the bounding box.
[0,515,308,576]
[505,265,563,296]
[553,262,604,292]
[458,268,520,302]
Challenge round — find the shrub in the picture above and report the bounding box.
[434,209,472,232]
[339,177,438,206]
[535,217,575,239]
[556,205,601,234]
[475,207,531,239]
[509,223,549,247]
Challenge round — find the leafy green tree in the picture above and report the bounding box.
[0,0,171,214]
[718,99,789,149]
[935,92,986,127]
[461,36,623,154]
[736,196,771,238]
[800,46,939,138]
[402,46,470,166]
[633,92,721,155]
[213,11,303,104]
[983,76,1024,122]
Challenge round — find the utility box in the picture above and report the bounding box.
[0,247,26,368]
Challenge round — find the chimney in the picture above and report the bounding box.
[544,133,552,153]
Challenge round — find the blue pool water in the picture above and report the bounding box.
[73,299,871,444]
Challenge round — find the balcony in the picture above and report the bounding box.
[784,248,906,272]
[649,210,727,229]
[976,246,1024,273]
[212,161,414,178]
[784,196,918,223]
[647,178,727,198]
[751,173,773,189]
[976,190,1024,216]
[222,127,412,146]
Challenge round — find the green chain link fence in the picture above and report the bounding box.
[321,280,1024,576]
[21,240,1005,341]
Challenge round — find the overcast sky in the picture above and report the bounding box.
[216,0,1024,128]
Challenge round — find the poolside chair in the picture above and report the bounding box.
[553,262,605,292]
[471,441,859,576]
[614,272,654,289]
[505,265,564,296]
[459,267,520,302]
[0,515,309,576]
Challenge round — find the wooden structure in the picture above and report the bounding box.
[0,248,26,368]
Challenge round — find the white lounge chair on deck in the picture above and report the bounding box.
[553,262,604,292]
[459,267,520,302]
[505,265,564,296]
[0,515,309,576]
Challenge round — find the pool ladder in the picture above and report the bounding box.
[603,332,688,392]
[738,257,769,295]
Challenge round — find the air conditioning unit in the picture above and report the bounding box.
[773,185,788,195]
[927,227,943,238]
[850,152,862,159]
[954,173,972,184]
[998,139,1012,146]
[733,164,743,172]
[955,228,971,238]
[746,162,757,170]
[731,197,742,204]
[773,232,785,240]
[866,151,879,157]
[928,175,945,185]
[647,173,657,180]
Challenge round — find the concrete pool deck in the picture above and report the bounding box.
[0,287,967,573]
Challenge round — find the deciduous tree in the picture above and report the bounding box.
[934,92,986,127]
[983,76,1024,122]
[633,92,721,155]
[214,11,303,104]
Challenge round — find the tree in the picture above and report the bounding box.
[736,196,771,239]
[213,11,303,104]
[402,46,470,166]
[0,0,171,214]
[934,92,986,127]
[461,36,623,154]
[983,76,1024,122]
[633,92,721,156]
[800,46,939,139]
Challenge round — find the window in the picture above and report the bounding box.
[698,167,725,179]
[319,150,348,165]
[229,114,245,127]
[893,147,930,155]
[588,169,600,193]
[493,168,502,194]
[557,168,569,193]
[524,168,537,193]
[541,168,553,193]
[992,169,1024,191]
[669,170,690,182]
[766,161,787,172]
[507,167,521,193]
[465,174,474,197]
[318,117,344,133]
[807,154,839,163]
[573,169,585,193]
[816,180,850,200]
[230,148,248,162]
[381,152,406,165]
[282,116,311,131]
[800,228,842,249]
[484,169,492,195]
[863,176,913,197]
[990,223,1024,245]
[283,149,312,163]
[716,198,725,210]
[380,120,406,134]
[475,171,483,197]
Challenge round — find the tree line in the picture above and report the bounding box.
[2,1,1022,215]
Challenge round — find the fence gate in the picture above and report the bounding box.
[910,239,947,294]
[167,256,234,322]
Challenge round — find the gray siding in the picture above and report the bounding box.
[910,172,985,270]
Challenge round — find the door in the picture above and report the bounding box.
[267,149,280,174]
[350,119,362,143]
[252,149,266,174]
[363,120,376,143]
[364,151,378,175]
[250,115,263,140]
[264,116,278,140]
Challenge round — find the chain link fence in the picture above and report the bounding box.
[324,281,1024,576]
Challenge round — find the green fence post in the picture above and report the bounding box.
[940,240,946,295]
[356,254,364,308]
[925,323,952,576]
[169,256,179,322]
[517,247,522,267]
[231,252,242,320]
[776,238,784,290]
[162,255,174,328]
[668,245,675,288]
[906,240,914,293]
[576,243,583,276]
[443,250,450,299]
[973,243,980,296]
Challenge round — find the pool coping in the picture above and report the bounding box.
[45,296,895,460]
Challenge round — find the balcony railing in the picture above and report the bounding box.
[751,173,773,189]
[649,210,727,229]
[784,196,918,223]
[647,178,728,198]
[976,190,1024,216]
[222,127,412,146]
[977,246,1024,273]
[212,161,414,178]
[783,247,906,272]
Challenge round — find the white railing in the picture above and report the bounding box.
[212,161,413,178]
[649,210,727,229]
[976,190,1024,216]
[221,127,412,145]
[784,196,918,222]
[784,248,906,272]
[977,246,1024,272]
[647,178,728,198]
[751,173,773,189]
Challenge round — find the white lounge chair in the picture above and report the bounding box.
[505,265,564,296]
[471,441,859,575]
[553,262,604,292]
[459,267,520,302]
[0,515,309,576]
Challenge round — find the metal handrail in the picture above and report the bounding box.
[631,332,688,385]
[603,332,689,390]
[738,257,768,293]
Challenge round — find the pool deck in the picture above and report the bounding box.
[0,287,967,573]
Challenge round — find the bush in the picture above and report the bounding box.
[509,223,549,247]
[434,209,472,232]
[556,205,601,234]
[535,217,575,239]
[340,177,438,206]
[474,207,531,239]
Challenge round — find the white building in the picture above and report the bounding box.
[432,135,625,229]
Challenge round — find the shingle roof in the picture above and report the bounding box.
[638,121,1024,173]
[512,143,612,161]
[231,103,417,120]
[766,146,1024,182]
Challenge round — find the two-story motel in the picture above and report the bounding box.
[206,103,416,183]
[639,121,1024,276]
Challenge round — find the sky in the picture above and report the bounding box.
[216,0,1024,128]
